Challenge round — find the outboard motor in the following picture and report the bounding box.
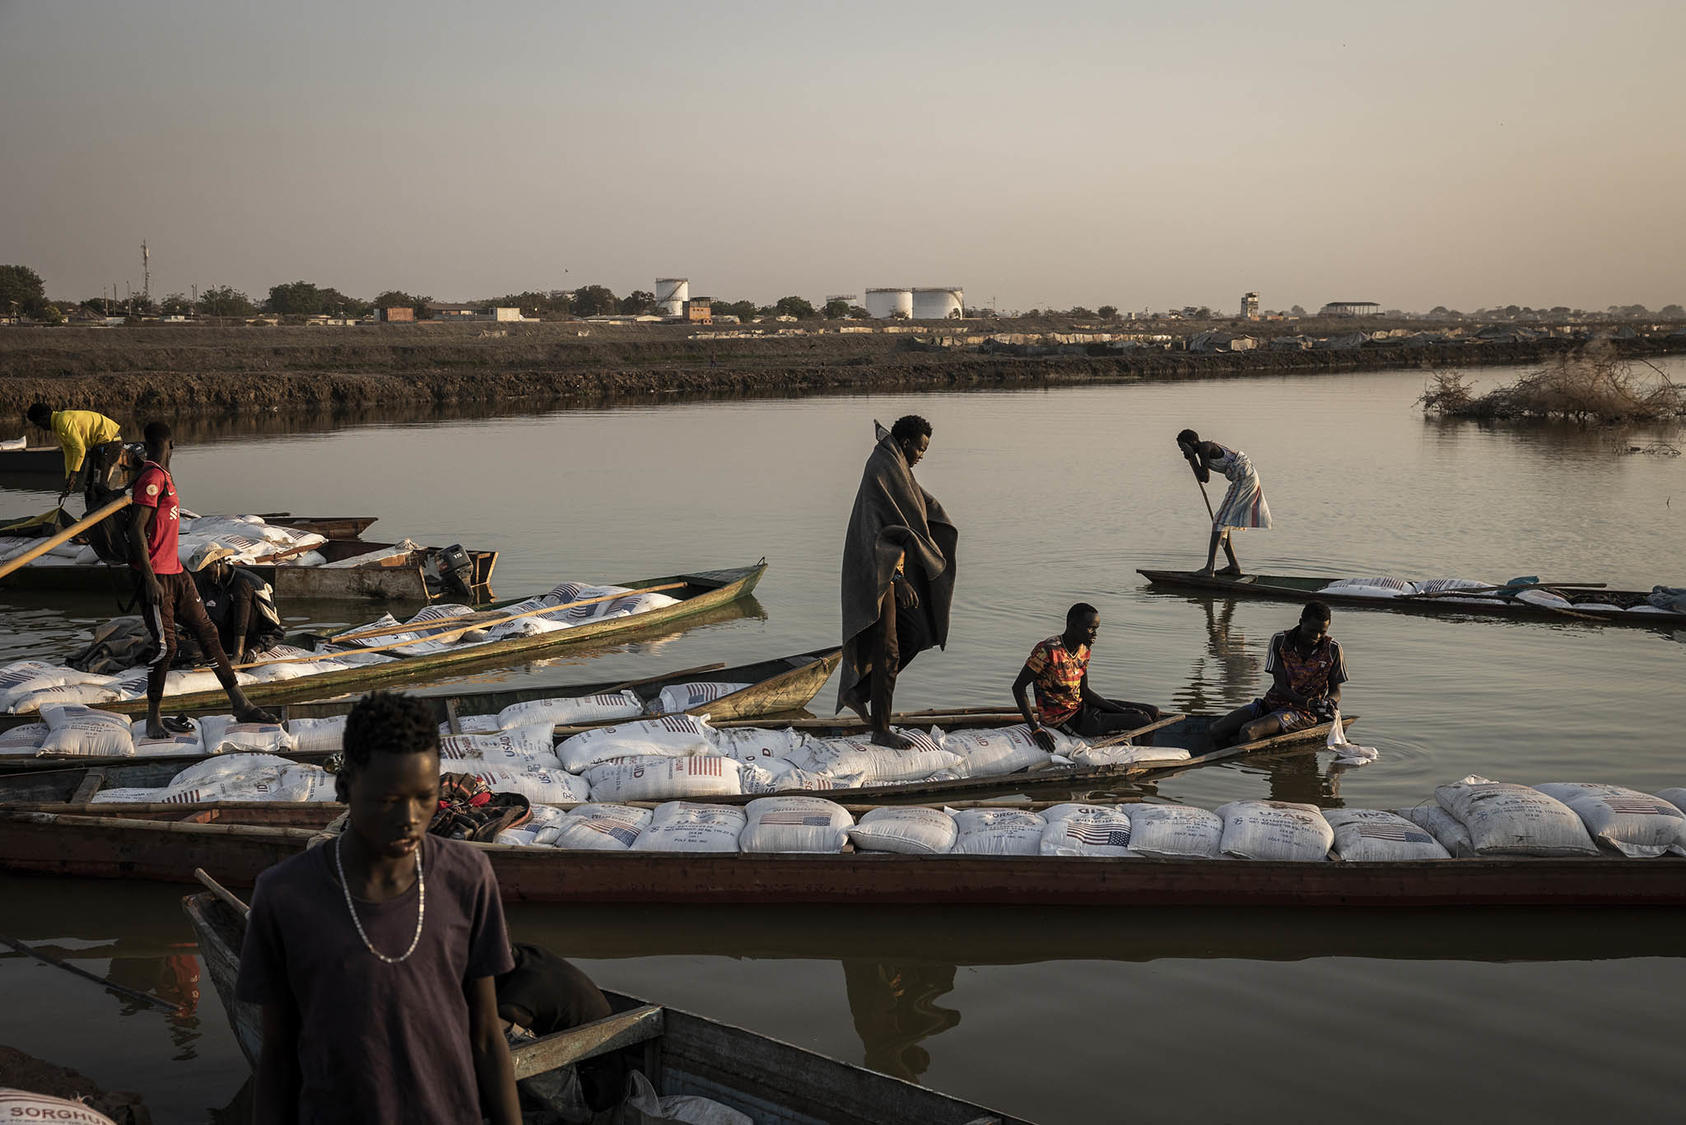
[435,544,475,599]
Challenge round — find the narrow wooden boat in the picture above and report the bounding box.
[0,444,67,477]
[249,514,379,540]
[1138,568,1686,628]
[0,538,498,603]
[0,563,767,721]
[183,889,1031,1124]
[0,645,842,782]
[1,809,1677,907]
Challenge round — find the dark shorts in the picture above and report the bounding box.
[1057,701,1158,742]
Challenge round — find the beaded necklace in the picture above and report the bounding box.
[334,835,425,964]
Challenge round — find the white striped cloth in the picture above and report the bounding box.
[1211,446,1272,529]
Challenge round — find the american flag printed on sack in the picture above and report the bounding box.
[1068,824,1132,848]
[1601,797,1681,816]
[686,757,724,777]
[759,813,834,826]
[583,820,640,846]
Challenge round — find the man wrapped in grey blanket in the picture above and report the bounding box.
[836,416,958,748]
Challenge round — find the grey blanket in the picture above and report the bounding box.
[835,422,958,711]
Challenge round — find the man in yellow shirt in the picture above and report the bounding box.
[27,403,122,495]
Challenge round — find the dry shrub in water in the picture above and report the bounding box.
[1418,350,1686,423]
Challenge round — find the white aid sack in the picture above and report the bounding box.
[240,645,338,683]
[951,808,1046,856]
[438,725,562,770]
[1321,576,1410,597]
[625,1070,753,1125]
[711,725,811,765]
[1397,805,1475,857]
[557,714,717,772]
[495,804,572,847]
[846,807,957,854]
[440,714,502,736]
[1121,804,1224,859]
[0,1089,121,1125]
[0,722,48,755]
[496,690,645,731]
[1216,800,1333,861]
[90,787,170,803]
[457,767,589,805]
[739,796,854,853]
[631,802,747,853]
[1532,783,1686,858]
[109,667,226,700]
[738,759,846,794]
[164,758,335,803]
[286,715,347,753]
[551,804,651,850]
[0,661,117,712]
[8,680,123,712]
[648,682,753,715]
[786,732,961,786]
[1040,804,1137,857]
[1434,776,1599,856]
[1657,788,1686,816]
[936,725,1052,777]
[1323,809,1450,861]
[130,718,205,757]
[39,705,136,757]
[599,591,681,617]
[1068,742,1191,767]
[199,716,296,755]
[584,755,743,802]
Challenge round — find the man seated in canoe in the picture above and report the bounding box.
[496,941,626,1115]
[1209,600,1345,748]
[1013,603,1163,752]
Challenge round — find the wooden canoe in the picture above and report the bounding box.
[0,562,767,722]
[0,537,498,603]
[0,711,1346,810]
[182,890,1032,1124]
[0,444,68,478]
[1138,568,1686,628]
[1,810,1677,907]
[0,645,843,784]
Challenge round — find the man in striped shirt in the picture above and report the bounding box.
[1210,600,1346,747]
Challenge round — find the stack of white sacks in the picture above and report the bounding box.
[1318,575,1678,615]
[0,580,685,715]
[0,513,329,570]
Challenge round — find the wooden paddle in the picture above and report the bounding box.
[194,867,250,918]
[602,662,728,693]
[1079,712,1186,750]
[0,494,132,581]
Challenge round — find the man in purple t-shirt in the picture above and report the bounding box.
[236,691,520,1124]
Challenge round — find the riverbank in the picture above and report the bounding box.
[2,322,1681,421]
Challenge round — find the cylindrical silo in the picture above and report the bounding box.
[655,279,689,318]
[864,288,913,319]
[911,287,964,320]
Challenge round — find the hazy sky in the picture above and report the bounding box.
[3,1,1681,313]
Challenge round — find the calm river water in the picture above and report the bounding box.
[2,362,1684,1120]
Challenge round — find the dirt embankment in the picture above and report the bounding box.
[0,323,1678,421]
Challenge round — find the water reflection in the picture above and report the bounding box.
[841,960,961,1083]
[1170,597,1262,715]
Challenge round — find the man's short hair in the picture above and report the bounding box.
[1302,599,1333,623]
[1067,602,1099,626]
[891,415,932,443]
[1176,428,1200,447]
[142,420,172,447]
[26,404,52,428]
[336,691,439,802]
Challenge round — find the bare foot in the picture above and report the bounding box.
[1216,565,1243,577]
[146,720,171,740]
[1194,567,1216,578]
[870,729,912,750]
[236,705,280,724]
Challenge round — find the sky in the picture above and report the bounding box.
[2,0,1682,314]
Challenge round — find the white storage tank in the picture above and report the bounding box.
[655,279,689,318]
[864,288,913,319]
[912,287,964,320]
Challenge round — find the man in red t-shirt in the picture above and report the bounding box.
[128,420,277,739]
[1011,603,1162,751]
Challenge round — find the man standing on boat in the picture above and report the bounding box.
[25,402,123,499]
[1013,603,1163,751]
[1209,600,1345,747]
[837,415,958,749]
[1176,428,1271,577]
[128,420,278,738]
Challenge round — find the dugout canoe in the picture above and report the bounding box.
[0,537,498,603]
[0,645,842,783]
[0,562,768,722]
[1138,569,1686,628]
[0,444,67,479]
[0,810,1677,907]
[183,890,1031,1124]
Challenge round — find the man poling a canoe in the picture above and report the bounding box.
[1176,428,1271,578]
[1013,603,1163,751]
[1209,600,1346,748]
[128,420,278,738]
[837,415,958,749]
